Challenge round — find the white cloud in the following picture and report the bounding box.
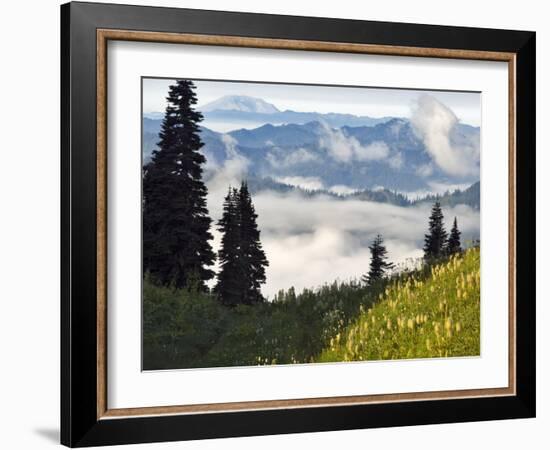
[415,163,434,178]
[200,124,480,301]
[428,181,473,194]
[206,175,479,297]
[204,135,250,238]
[399,181,474,200]
[355,141,390,162]
[205,134,250,193]
[388,152,404,170]
[411,95,479,177]
[329,185,358,195]
[249,191,480,298]
[318,122,389,163]
[275,176,324,191]
[266,148,319,168]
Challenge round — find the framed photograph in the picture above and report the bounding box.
[61,1,535,447]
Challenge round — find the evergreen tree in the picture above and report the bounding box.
[362,234,394,285]
[238,181,269,304]
[143,80,215,290]
[215,182,269,306]
[215,188,243,306]
[446,217,462,255]
[423,201,448,260]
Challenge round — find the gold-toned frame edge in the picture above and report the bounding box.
[96,29,517,420]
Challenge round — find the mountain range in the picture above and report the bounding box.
[142,95,480,205]
[144,95,394,129]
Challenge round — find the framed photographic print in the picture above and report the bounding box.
[61,1,536,447]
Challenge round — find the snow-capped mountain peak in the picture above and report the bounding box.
[200,95,280,114]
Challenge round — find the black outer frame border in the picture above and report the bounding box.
[60,1,536,447]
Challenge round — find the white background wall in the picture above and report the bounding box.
[0,0,546,448]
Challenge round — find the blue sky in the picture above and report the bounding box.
[142,78,481,126]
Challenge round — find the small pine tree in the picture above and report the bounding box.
[362,234,394,285]
[446,217,462,255]
[423,202,448,260]
[143,80,215,289]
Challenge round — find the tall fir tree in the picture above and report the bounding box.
[423,201,448,260]
[362,234,394,285]
[238,181,269,304]
[215,182,269,306]
[446,216,462,255]
[143,80,215,290]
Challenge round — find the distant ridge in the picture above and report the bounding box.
[245,176,480,210]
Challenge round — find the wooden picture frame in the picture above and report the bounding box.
[61,1,535,446]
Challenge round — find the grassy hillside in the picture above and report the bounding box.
[143,249,480,370]
[317,247,480,362]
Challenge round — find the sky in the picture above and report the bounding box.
[142,78,481,127]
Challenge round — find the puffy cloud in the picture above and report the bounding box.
[355,141,390,162]
[318,122,389,163]
[205,134,250,192]
[411,95,479,177]
[248,191,480,298]
[388,152,404,170]
[266,148,319,168]
[202,128,480,300]
[415,163,434,178]
[398,181,474,200]
[275,176,324,191]
[204,134,250,228]
[329,185,359,195]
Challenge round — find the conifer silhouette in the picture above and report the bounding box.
[362,234,394,285]
[143,80,215,289]
[423,201,448,260]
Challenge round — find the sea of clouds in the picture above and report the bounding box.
[202,95,480,298]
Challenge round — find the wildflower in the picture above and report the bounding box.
[445,318,453,338]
